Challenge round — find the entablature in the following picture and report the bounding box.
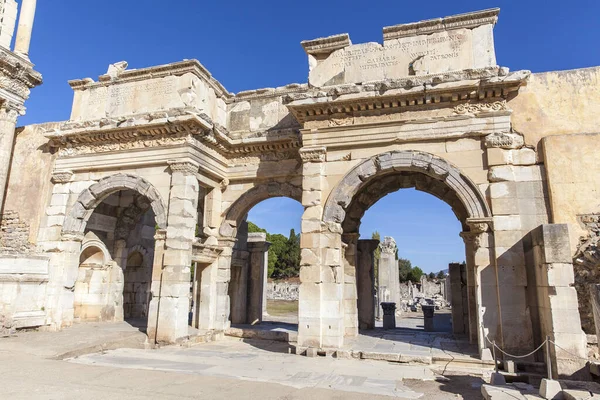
[286,68,529,126]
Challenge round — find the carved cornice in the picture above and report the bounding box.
[299,146,326,163]
[44,108,302,160]
[51,170,73,184]
[286,70,527,125]
[383,8,499,40]
[301,33,351,56]
[0,47,43,102]
[466,218,493,234]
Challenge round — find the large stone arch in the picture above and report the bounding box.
[323,150,491,233]
[219,181,302,238]
[62,174,167,236]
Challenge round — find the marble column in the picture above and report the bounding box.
[0,103,21,212]
[15,0,36,57]
[378,237,399,316]
[357,239,379,330]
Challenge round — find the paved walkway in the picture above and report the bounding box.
[0,322,488,399]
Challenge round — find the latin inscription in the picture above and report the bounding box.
[109,79,177,108]
[329,32,467,71]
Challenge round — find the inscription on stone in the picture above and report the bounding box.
[109,80,176,108]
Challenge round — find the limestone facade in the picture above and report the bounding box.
[0,8,598,377]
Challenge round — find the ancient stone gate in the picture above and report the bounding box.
[2,8,600,378]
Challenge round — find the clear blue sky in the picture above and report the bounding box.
[21,1,600,272]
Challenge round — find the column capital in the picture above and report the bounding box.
[0,101,25,122]
[380,236,397,254]
[167,159,199,175]
[299,146,326,163]
[466,217,493,234]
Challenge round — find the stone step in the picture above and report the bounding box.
[225,326,298,342]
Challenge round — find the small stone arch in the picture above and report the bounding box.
[126,244,152,270]
[80,233,112,266]
[219,182,302,238]
[63,174,167,236]
[323,150,491,233]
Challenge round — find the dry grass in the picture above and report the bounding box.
[266,300,298,316]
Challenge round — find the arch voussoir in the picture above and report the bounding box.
[324,150,491,233]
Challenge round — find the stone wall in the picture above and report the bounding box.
[510,67,600,150]
[0,210,35,253]
[266,280,300,301]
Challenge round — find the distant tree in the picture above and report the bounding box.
[266,233,287,277]
[436,270,446,279]
[372,232,381,281]
[247,221,266,233]
[398,258,412,282]
[428,272,436,280]
[408,266,424,282]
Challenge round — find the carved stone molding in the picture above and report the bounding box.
[51,170,73,184]
[484,132,525,149]
[466,218,493,234]
[453,100,508,115]
[299,146,326,163]
[168,160,199,175]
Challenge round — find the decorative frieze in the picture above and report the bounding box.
[299,146,326,163]
[484,132,525,149]
[453,100,507,115]
[50,170,73,184]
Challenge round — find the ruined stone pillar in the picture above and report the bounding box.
[147,161,198,343]
[357,239,379,330]
[449,262,466,335]
[378,237,399,316]
[342,233,358,337]
[462,219,500,360]
[247,232,270,324]
[147,229,166,338]
[14,0,36,57]
[0,104,21,212]
[530,224,587,378]
[298,146,345,349]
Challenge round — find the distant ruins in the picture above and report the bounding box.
[1,5,600,378]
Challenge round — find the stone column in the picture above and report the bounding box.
[298,146,345,349]
[378,237,399,316]
[14,0,36,57]
[449,262,466,334]
[147,161,199,343]
[357,239,379,330]
[0,103,21,212]
[463,219,499,360]
[247,232,270,325]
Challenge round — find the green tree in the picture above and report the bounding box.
[266,233,287,278]
[408,266,424,282]
[428,272,436,280]
[436,270,446,279]
[398,258,412,282]
[372,231,381,281]
[247,221,266,233]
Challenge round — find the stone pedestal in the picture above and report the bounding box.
[422,305,435,332]
[357,239,379,330]
[381,302,396,330]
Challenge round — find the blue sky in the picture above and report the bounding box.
[20,1,600,272]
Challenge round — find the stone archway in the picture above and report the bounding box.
[323,150,491,227]
[304,150,496,355]
[219,181,302,238]
[62,174,167,236]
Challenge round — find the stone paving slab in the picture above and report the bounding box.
[69,337,435,398]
